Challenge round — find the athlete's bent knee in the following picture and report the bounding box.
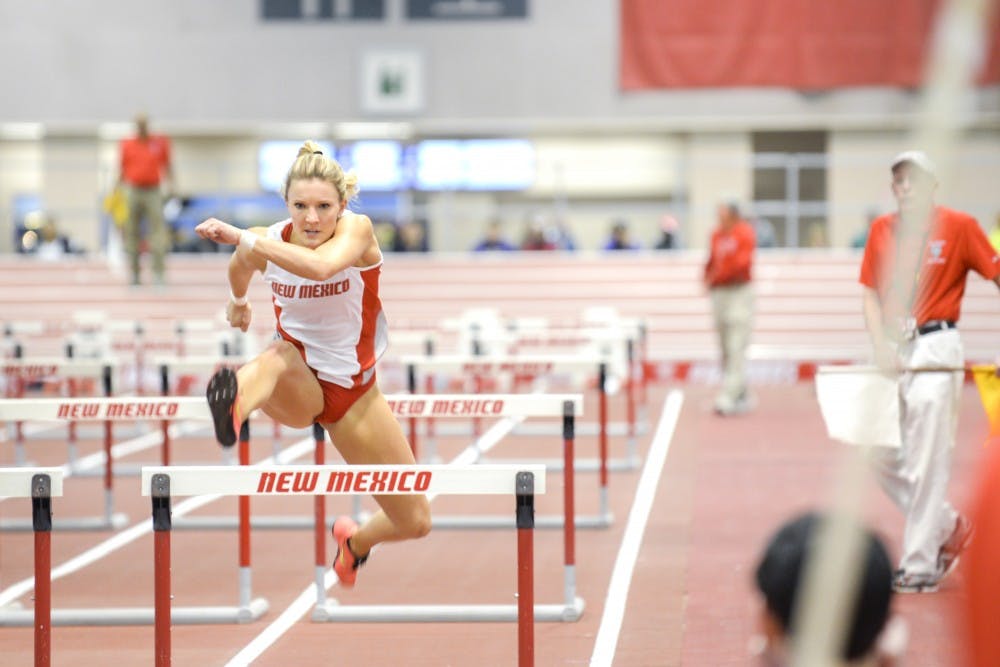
[400,501,432,540]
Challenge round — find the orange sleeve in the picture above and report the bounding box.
[961,214,1000,280]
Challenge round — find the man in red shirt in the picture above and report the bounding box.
[119,113,174,287]
[704,200,756,415]
[859,150,1000,593]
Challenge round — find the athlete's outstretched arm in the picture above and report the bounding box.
[195,215,373,282]
[253,213,373,281]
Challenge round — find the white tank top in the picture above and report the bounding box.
[262,220,388,388]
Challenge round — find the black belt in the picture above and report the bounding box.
[917,320,957,336]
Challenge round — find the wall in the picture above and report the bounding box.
[2,1,997,131]
[0,2,997,253]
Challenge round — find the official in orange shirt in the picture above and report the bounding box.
[859,151,1000,594]
[119,113,174,287]
[704,200,756,415]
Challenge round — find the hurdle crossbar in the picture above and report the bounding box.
[142,465,546,667]
[0,468,62,667]
[0,392,576,422]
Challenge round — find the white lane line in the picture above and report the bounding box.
[224,415,524,666]
[590,389,684,667]
[0,436,317,607]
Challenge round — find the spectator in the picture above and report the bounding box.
[394,219,429,252]
[520,217,556,251]
[852,208,881,249]
[655,214,680,250]
[29,214,82,261]
[372,220,398,251]
[704,199,756,415]
[602,219,640,251]
[752,511,904,666]
[472,220,517,251]
[753,216,778,249]
[547,215,578,251]
[118,112,174,287]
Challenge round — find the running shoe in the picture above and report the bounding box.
[892,569,940,594]
[206,367,241,448]
[332,516,368,587]
[938,514,974,580]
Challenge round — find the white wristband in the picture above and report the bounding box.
[230,291,248,307]
[239,230,257,251]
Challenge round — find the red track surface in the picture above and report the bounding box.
[0,382,990,666]
[1,254,994,665]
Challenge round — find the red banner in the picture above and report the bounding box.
[620,0,1000,90]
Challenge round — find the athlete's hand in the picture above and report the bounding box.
[226,300,252,332]
[196,217,241,245]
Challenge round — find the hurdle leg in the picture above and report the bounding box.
[14,359,27,465]
[103,419,115,523]
[238,422,253,609]
[32,473,53,667]
[407,363,421,461]
[423,337,438,462]
[638,321,648,409]
[159,365,171,466]
[102,366,117,525]
[598,363,610,520]
[625,339,638,464]
[150,473,171,667]
[516,471,535,667]
[66,377,79,467]
[562,402,577,610]
[312,423,328,607]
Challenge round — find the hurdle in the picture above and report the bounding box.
[172,392,587,537]
[404,354,634,525]
[0,467,62,667]
[471,319,648,439]
[308,394,585,627]
[1,357,129,531]
[0,396,268,627]
[142,464,543,667]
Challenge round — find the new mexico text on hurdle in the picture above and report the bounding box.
[142,464,549,667]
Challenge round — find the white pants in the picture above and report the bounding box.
[710,282,754,407]
[872,328,963,575]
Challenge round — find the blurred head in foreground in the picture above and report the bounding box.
[753,512,902,666]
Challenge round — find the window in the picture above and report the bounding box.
[258,140,335,194]
[752,131,828,247]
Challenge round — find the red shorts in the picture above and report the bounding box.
[314,370,377,423]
